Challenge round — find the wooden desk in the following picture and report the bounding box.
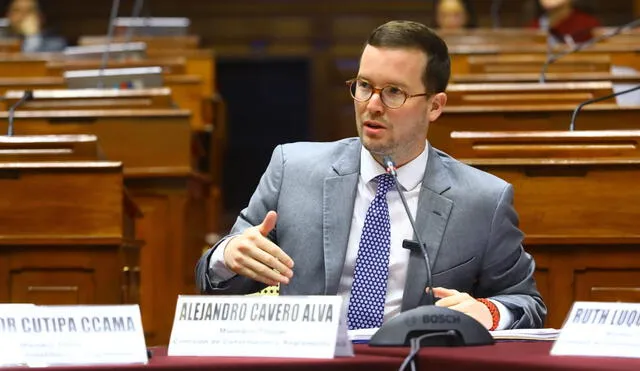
[147,49,215,97]
[0,109,193,174]
[451,71,640,84]
[0,76,65,94]
[2,88,173,111]
[45,57,188,77]
[466,54,611,74]
[442,33,547,46]
[0,75,206,130]
[449,130,640,328]
[449,130,640,159]
[47,49,218,99]
[165,74,207,130]
[446,81,614,106]
[0,160,141,306]
[0,134,101,162]
[0,109,208,345]
[0,48,213,97]
[594,27,640,44]
[0,55,48,77]
[438,28,549,45]
[78,35,201,50]
[448,44,640,75]
[0,39,21,53]
[431,105,640,154]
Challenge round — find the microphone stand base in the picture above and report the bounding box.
[369,305,494,347]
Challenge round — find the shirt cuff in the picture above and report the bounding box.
[208,236,238,282]
[489,299,513,330]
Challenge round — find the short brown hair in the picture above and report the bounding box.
[366,20,451,94]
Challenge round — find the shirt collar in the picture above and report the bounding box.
[360,142,429,192]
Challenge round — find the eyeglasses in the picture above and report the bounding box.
[346,78,429,109]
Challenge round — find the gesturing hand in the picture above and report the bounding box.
[432,287,493,330]
[223,211,294,287]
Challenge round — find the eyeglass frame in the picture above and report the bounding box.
[345,78,430,109]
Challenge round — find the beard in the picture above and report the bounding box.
[357,115,395,157]
[360,134,393,156]
[356,113,429,166]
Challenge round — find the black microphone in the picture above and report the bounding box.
[382,155,435,306]
[368,155,494,348]
[540,17,640,83]
[569,84,640,131]
[7,90,34,136]
[98,0,122,88]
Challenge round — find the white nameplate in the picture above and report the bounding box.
[552,301,640,358]
[0,305,148,366]
[0,304,31,366]
[168,295,348,358]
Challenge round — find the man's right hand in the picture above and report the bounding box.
[223,211,294,287]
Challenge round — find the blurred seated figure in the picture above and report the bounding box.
[435,0,478,30]
[530,0,601,45]
[6,0,66,52]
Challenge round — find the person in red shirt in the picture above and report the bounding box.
[530,0,601,44]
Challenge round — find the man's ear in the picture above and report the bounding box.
[428,92,447,122]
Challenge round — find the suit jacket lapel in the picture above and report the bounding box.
[401,145,454,311]
[323,140,360,295]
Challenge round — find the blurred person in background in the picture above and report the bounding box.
[435,0,478,30]
[5,0,66,52]
[530,0,601,44]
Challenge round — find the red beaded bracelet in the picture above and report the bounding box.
[477,298,500,331]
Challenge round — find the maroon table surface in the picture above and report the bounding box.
[0,347,401,371]
[5,342,640,370]
[355,341,640,371]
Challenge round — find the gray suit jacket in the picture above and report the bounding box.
[196,138,546,328]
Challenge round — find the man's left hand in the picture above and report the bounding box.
[431,287,492,329]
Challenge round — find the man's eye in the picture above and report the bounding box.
[386,87,404,96]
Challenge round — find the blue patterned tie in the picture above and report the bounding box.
[347,173,395,330]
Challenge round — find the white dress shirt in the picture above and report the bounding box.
[338,145,423,321]
[210,142,512,329]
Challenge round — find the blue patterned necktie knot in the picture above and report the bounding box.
[347,173,395,330]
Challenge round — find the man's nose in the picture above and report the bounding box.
[366,92,385,114]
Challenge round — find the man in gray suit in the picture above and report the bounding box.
[197,20,546,330]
